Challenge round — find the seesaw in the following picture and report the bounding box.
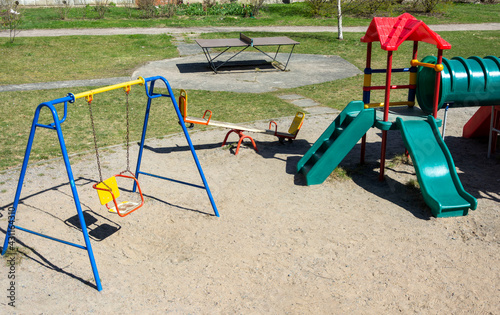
[179,89,305,155]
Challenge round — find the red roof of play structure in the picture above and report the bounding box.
[360,13,451,51]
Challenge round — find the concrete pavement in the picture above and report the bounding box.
[1,23,500,37]
[1,23,498,95]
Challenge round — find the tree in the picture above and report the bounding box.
[0,0,21,43]
[337,0,343,40]
[335,0,386,40]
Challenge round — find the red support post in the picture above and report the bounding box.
[379,50,393,181]
[433,49,443,118]
[366,42,372,68]
[383,51,393,122]
[361,42,373,164]
[361,135,366,165]
[412,41,418,60]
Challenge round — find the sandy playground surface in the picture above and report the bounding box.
[0,103,498,313]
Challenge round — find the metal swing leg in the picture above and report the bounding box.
[2,101,102,291]
[132,77,220,217]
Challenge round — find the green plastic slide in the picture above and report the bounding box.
[297,101,375,185]
[396,116,477,217]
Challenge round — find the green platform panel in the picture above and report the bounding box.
[396,116,477,217]
[297,101,376,186]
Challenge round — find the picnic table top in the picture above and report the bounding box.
[195,36,299,49]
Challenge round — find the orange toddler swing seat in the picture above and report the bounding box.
[93,171,144,217]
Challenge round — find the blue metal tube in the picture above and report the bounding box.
[14,225,87,250]
[1,102,42,256]
[132,91,153,193]
[137,170,205,190]
[136,76,220,217]
[158,77,219,217]
[1,101,103,291]
[50,102,102,291]
[371,67,410,74]
[38,95,74,129]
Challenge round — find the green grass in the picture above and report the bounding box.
[14,2,500,30]
[0,2,499,171]
[2,246,29,266]
[386,154,410,169]
[3,29,497,87]
[0,34,177,85]
[327,166,352,182]
[0,30,498,170]
[406,178,421,190]
[0,87,298,170]
[1,29,499,170]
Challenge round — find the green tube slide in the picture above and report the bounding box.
[416,55,500,114]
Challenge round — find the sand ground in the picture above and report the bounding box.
[0,104,498,314]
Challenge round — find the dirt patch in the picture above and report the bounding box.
[0,108,498,313]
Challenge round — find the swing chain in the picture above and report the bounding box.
[87,97,105,184]
[125,88,131,172]
[87,88,132,190]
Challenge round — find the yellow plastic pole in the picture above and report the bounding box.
[410,59,443,72]
[364,101,415,109]
[73,77,145,101]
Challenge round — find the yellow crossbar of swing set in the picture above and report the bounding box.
[73,77,146,101]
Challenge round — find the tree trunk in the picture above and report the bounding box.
[337,0,343,40]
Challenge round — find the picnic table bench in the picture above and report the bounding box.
[195,33,300,73]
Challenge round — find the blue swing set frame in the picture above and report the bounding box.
[1,76,219,291]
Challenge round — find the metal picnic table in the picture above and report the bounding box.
[195,33,300,73]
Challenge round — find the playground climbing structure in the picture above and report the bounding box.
[297,13,490,218]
